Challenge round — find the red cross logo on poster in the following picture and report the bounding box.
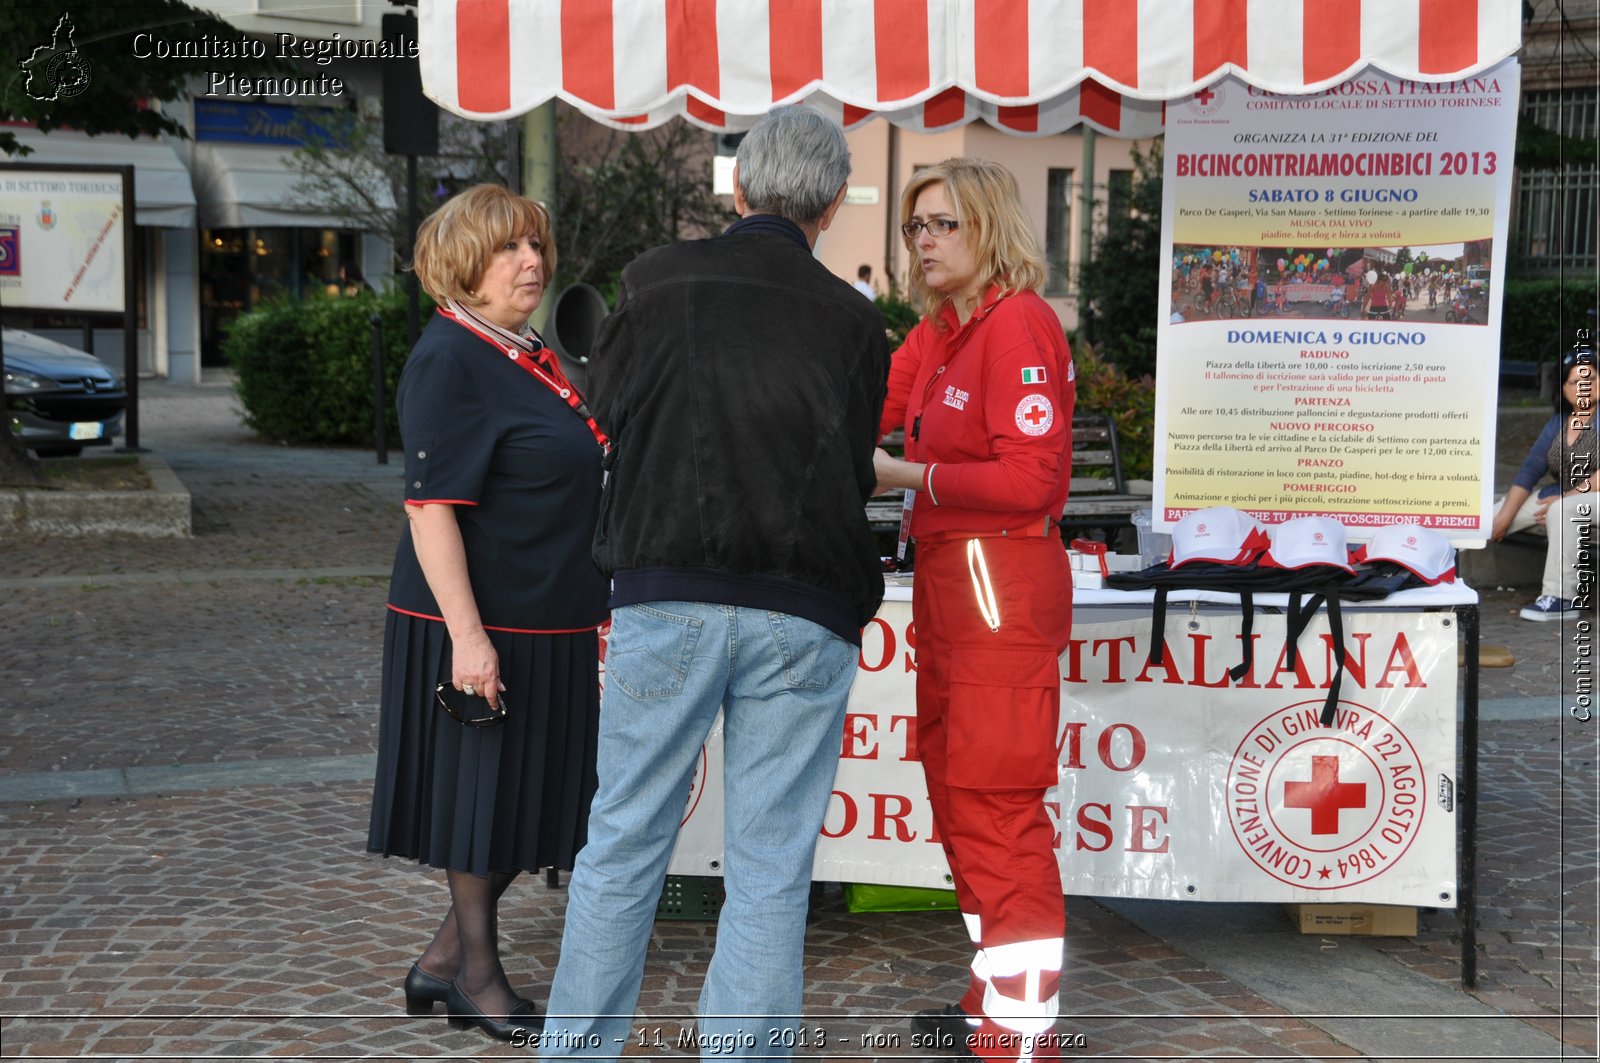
[1188,83,1225,116]
[1226,700,1426,889]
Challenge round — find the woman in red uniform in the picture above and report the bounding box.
[873,158,1074,1062]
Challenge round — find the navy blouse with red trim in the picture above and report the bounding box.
[386,311,609,632]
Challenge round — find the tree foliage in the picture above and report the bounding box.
[1075,141,1165,379]
[287,106,521,273]
[0,2,290,156]
[289,108,728,294]
[227,285,428,446]
[553,116,732,296]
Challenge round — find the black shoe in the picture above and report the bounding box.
[445,980,544,1041]
[911,1004,975,1053]
[403,963,451,1015]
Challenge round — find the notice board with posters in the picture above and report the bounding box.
[1154,60,1519,538]
[0,166,129,313]
[657,592,1461,909]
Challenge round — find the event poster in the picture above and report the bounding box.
[660,602,1459,908]
[0,167,127,313]
[1156,60,1519,538]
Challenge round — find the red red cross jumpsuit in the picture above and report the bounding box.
[882,285,1074,1061]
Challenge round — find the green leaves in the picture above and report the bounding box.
[225,287,429,445]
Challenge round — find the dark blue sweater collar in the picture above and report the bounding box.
[724,213,810,251]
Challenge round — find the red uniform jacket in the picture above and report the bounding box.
[880,286,1075,540]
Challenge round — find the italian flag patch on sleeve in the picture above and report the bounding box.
[1021,366,1047,384]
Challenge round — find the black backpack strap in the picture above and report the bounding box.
[1227,591,1254,681]
[1285,591,1325,668]
[1147,586,1170,666]
[1319,596,1347,726]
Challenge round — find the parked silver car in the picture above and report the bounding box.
[2,328,126,457]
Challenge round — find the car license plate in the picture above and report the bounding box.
[69,422,103,441]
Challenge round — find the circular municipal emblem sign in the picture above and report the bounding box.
[1226,699,1426,889]
[1014,393,1054,436]
[47,51,91,99]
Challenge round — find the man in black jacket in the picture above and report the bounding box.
[541,106,889,1058]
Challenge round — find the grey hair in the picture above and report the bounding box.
[735,106,851,225]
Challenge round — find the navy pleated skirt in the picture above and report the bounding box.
[366,610,600,876]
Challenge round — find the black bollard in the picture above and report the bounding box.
[370,313,388,465]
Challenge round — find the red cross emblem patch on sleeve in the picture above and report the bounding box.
[1015,393,1054,436]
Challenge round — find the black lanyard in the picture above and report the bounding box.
[911,298,1000,444]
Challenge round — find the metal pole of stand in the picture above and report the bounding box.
[1458,603,1480,988]
[370,313,388,465]
[406,155,421,347]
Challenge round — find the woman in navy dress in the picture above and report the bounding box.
[367,184,608,1041]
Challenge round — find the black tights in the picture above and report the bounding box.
[417,869,522,1020]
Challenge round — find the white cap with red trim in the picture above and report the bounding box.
[1261,516,1355,573]
[1168,507,1271,569]
[1352,523,1458,584]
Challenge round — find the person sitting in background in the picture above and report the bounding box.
[1489,346,1596,621]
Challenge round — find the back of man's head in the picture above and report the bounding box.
[736,107,851,226]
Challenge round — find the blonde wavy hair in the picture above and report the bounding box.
[411,184,556,309]
[901,158,1046,327]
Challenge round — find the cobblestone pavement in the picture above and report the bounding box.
[0,380,1594,1060]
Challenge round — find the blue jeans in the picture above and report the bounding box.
[541,602,857,1060]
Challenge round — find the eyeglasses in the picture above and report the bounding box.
[901,218,960,240]
[435,683,506,727]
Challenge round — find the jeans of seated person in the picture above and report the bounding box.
[1492,489,1598,600]
[540,601,857,1060]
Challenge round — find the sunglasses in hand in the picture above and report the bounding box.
[435,682,507,727]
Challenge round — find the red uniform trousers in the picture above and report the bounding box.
[912,530,1073,1063]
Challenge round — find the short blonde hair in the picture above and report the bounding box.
[411,184,556,308]
[900,158,1046,327]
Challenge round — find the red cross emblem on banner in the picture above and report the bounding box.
[1194,87,1217,106]
[1282,755,1367,835]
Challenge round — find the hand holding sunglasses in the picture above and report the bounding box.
[435,683,508,727]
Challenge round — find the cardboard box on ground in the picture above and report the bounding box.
[1283,903,1418,936]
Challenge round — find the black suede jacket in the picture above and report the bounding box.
[588,222,890,642]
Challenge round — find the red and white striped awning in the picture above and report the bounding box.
[419,0,1522,137]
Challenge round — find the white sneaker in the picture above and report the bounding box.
[1519,595,1580,622]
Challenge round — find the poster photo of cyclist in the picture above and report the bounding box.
[1168,240,1493,325]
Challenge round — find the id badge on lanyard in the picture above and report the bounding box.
[897,490,915,561]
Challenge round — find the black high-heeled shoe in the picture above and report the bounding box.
[445,979,544,1041]
[403,963,452,1015]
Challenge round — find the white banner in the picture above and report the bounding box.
[1155,61,1519,539]
[0,168,127,313]
[661,600,1460,908]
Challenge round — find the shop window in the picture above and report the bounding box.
[199,226,361,364]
